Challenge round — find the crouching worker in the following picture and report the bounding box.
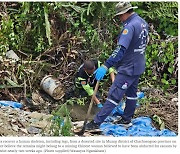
[75,60,115,108]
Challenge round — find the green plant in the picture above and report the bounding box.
[50,102,73,136]
[0,2,52,55]
[137,97,151,110]
[132,2,178,36]
[66,97,88,106]
[142,35,178,91]
[153,114,165,130]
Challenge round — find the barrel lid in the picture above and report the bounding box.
[40,75,53,87]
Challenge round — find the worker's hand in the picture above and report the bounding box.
[97,103,103,108]
[94,65,107,80]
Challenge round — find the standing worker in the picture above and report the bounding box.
[75,59,115,108]
[86,2,149,129]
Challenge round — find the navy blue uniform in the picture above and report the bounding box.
[94,13,149,124]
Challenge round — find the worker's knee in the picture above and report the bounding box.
[107,83,125,105]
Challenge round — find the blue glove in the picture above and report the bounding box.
[94,65,107,80]
[97,103,103,108]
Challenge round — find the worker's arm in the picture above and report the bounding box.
[110,71,115,83]
[104,45,126,69]
[95,46,126,81]
[81,83,94,96]
[82,83,100,104]
[93,95,101,105]
[108,67,115,83]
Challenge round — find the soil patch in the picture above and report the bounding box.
[68,102,100,122]
[135,88,178,134]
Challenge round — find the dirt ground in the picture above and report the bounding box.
[68,102,100,122]
[135,89,178,134]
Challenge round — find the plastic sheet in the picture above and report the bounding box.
[0,100,23,108]
[101,116,176,137]
[101,92,177,137]
[100,123,127,136]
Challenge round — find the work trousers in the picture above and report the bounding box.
[94,73,140,124]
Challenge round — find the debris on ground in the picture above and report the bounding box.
[0,106,52,136]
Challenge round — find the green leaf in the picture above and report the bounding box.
[44,5,52,46]
[80,10,86,23]
[168,67,174,74]
[70,4,84,13]
[161,78,169,85]
[152,76,157,80]
[22,2,30,14]
[87,2,92,16]
[153,115,165,130]
[147,70,152,75]
[163,73,167,79]
[160,122,165,130]
[5,77,19,87]
[171,79,176,85]
[101,2,105,8]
